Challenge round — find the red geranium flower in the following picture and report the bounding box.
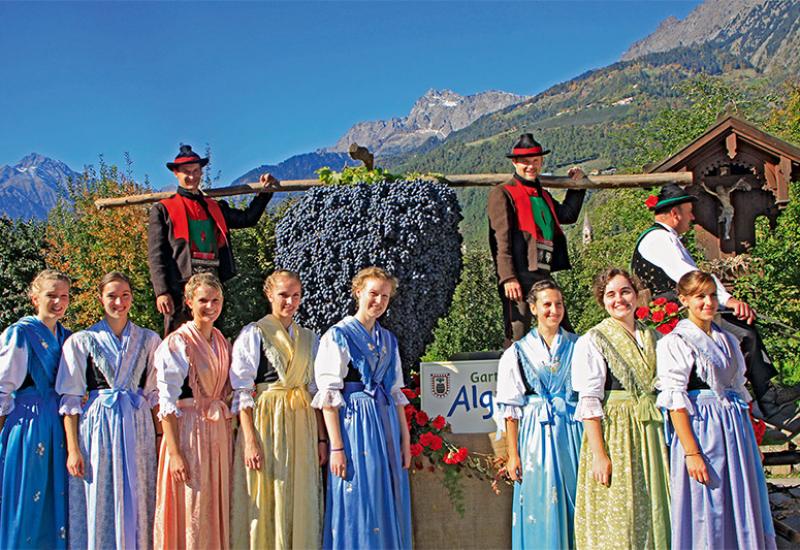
[668,317,679,327]
[635,306,650,320]
[428,434,443,451]
[653,297,667,306]
[656,323,673,335]
[410,443,423,457]
[444,447,469,464]
[401,387,418,400]
[645,195,658,208]
[415,410,429,426]
[651,310,665,323]
[664,302,680,315]
[431,415,446,430]
[419,432,433,447]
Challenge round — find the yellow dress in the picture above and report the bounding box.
[230,315,322,550]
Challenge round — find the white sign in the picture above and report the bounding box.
[420,359,499,434]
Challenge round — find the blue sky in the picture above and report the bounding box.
[0,1,700,184]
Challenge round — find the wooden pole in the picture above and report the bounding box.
[94,171,693,210]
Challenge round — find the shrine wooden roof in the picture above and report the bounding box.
[648,115,800,174]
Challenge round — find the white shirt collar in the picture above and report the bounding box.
[655,221,678,236]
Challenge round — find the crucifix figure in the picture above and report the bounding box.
[700,175,752,241]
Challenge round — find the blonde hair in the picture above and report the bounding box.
[184,273,224,301]
[351,267,398,299]
[97,271,133,295]
[677,270,717,298]
[263,270,302,298]
[29,269,71,299]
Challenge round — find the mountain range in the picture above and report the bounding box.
[1,0,796,221]
[325,89,527,156]
[0,154,80,219]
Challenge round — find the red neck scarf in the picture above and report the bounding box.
[503,176,563,242]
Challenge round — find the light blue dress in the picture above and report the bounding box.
[313,316,412,550]
[0,316,70,549]
[56,320,161,550]
[495,328,583,550]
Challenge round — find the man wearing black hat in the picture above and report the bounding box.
[631,183,788,412]
[147,144,278,335]
[488,133,587,344]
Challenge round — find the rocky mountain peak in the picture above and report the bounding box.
[0,154,80,219]
[621,0,799,76]
[622,0,763,60]
[12,153,75,178]
[327,88,527,156]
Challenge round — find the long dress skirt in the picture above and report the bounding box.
[231,383,322,550]
[0,387,68,549]
[67,389,156,550]
[153,399,233,550]
[324,382,412,550]
[575,391,671,549]
[669,390,776,549]
[512,393,583,550]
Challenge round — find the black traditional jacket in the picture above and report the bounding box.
[147,187,270,298]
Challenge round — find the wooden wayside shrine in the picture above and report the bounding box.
[647,115,800,258]
[94,172,693,210]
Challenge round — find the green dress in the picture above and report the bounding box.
[573,318,670,549]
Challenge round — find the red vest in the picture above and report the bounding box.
[160,194,229,248]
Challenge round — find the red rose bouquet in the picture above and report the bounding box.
[635,296,683,334]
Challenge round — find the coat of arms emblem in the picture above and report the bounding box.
[431,373,450,398]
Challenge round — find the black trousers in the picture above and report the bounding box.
[498,271,572,342]
[717,311,777,402]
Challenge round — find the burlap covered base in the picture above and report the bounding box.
[410,433,512,549]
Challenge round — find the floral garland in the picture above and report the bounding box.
[402,374,507,517]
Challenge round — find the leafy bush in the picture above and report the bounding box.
[0,218,47,331]
[731,182,800,384]
[423,247,504,360]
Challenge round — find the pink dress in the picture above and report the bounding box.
[153,322,233,550]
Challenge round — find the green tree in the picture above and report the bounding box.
[219,199,292,337]
[617,76,770,171]
[45,160,160,332]
[0,218,47,331]
[423,247,505,360]
[766,81,800,144]
[555,187,655,332]
[732,182,800,384]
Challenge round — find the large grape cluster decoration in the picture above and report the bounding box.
[275,179,463,374]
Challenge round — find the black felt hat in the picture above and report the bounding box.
[647,183,698,212]
[506,133,551,158]
[166,145,209,172]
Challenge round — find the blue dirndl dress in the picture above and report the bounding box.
[316,317,412,550]
[0,316,70,549]
[495,328,583,550]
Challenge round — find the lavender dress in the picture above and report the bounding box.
[656,319,775,550]
[56,320,160,550]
